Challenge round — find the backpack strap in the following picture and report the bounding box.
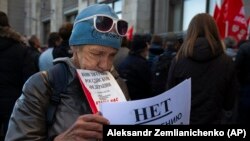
[46,62,68,126]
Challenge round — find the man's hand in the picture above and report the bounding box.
[54,112,109,141]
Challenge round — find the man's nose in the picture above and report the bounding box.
[98,58,112,72]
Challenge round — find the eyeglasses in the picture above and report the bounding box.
[74,14,128,37]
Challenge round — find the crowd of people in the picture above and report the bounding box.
[0,10,73,140]
[0,3,250,141]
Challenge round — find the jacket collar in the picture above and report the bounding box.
[0,26,23,43]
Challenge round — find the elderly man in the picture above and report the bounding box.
[5,4,129,141]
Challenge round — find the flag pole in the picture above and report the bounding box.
[225,20,229,37]
[248,19,250,39]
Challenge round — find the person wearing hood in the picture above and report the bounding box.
[0,11,37,140]
[167,13,239,124]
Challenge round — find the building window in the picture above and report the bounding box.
[182,0,207,30]
[97,0,122,19]
[209,0,222,15]
[66,13,77,23]
[43,21,50,45]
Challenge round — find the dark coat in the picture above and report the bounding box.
[26,46,41,72]
[235,40,250,121]
[151,48,176,96]
[167,37,239,124]
[235,41,250,85]
[0,27,36,117]
[53,40,72,59]
[118,53,152,100]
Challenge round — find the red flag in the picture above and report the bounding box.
[215,0,228,39]
[247,18,250,39]
[222,0,247,42]
[213,4,220,20]
[126,26,133,41]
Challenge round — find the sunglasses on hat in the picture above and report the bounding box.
[74,14,128,37]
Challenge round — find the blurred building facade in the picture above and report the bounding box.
[0,0,250,45]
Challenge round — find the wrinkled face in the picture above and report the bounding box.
[72,45,118,72]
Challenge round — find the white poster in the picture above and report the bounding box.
[77,69,127,113]
[100,78,191,125]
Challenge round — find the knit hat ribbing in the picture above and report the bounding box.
[69,4,122,49]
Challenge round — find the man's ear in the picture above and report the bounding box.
[71,46,77,53]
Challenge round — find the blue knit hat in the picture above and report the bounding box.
[69,4,122,49]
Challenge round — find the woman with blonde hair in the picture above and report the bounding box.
[167,13,239,124]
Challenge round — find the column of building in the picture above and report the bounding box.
[0,0,8,13]
[50,0,63,32]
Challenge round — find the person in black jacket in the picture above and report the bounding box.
[0,11,37,140]
[118,34,153,100]
[27,35,41,72]
[235,38,250,124]
[167,13,239,124]
[53,22,73,58]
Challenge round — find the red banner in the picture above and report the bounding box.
[214,3,225,39]
[227,0,248,42]
[215,0,248,42]
[213,4,220,20]
[126,26,134,41]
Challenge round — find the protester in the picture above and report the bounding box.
[235,37,250,124]
[117,34,152,100]
[39,32,62,71]
[224,36,237,61]
[0,11,36,140]
[27,35,41,72]
[5,4,129,141]
[167,13,239,124]
[150,35,180,96]
[53,22,73,58]
[148,34,164,67]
